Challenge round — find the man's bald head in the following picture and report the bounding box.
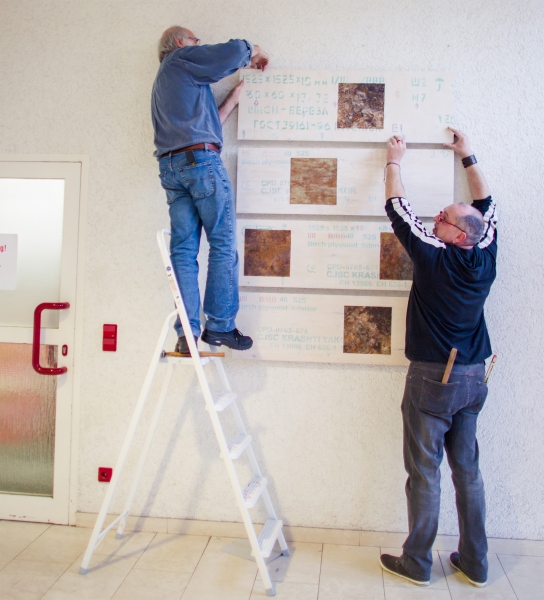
[448,203,485,246]
[158,26,193,62]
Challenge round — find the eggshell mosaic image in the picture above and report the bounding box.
[380,232,413,280]
[244,229,291,277]
[290,158,338,205]
[343,306,392,354]
[337,83,385,129]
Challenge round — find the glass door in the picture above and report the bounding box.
[0,161,81,524]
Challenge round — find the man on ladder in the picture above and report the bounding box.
[152,26,269,353]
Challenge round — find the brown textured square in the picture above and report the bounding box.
[337,83,385,129]
[343,306,392,355]
[290,158,337,205]
[380,232,413,280]
[244,229,291,277]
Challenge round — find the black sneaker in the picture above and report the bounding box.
[449,552,487,587]
[174,335,199,354]
[201,328,253,350]
[379,554,430,586]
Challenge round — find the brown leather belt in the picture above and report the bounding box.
[160,142,219,159]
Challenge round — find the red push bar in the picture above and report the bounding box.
[32,302,70,375]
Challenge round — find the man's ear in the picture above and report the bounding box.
[455,231,468,245]
[174,37,184,48]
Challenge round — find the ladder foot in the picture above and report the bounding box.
[115,532,123,540]
[281,549,290,557]
[265,584,276,596]
[78,567,88,575]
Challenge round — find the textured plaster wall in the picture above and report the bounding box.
[1,0,543,539]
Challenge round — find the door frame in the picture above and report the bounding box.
[0,154,88,525]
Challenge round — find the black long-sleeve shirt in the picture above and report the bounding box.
[385,196,497,364]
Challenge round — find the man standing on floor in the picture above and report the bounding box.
[379,128,497,588]
[152,26,269,352]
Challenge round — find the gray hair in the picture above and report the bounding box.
[158,26,191,62]
[457,211,485,246]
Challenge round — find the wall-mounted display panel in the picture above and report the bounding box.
[238,69,454,143]
[237,147,453,216]
[238,219,413,291]
[232,292,409,365]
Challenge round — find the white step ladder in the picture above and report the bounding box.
[79,229,289,596]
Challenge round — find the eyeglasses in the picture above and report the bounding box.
[437,211,466,234]
[183,36,200,44]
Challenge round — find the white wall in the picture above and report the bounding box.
[1,0,543,540]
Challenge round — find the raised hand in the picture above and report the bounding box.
[443,127,472,158]
[250,45,270,71]
[387,136,406,163]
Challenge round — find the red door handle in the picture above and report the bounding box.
[33,302,70,375]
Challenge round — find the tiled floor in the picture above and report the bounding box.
[0,520,543,599]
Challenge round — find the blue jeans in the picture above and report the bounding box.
[158,150,239,338]
[400,361,489,582]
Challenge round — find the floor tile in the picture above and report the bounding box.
[497,554,544,600]
[221,537,283,564]
[384,587,452,599]
[16,525,90,564]
[134,533,208,573]
[181,536,258,600]
[112,568,191,600]
[251,581,318,599]
[0,559,70,600]
[381,547,448,590]
[168,519,246,538]
[42,550,140,600]
[255,541,322,584]
[439,551,517,599]
[0,521,50,570]
[318,544,385,600]
[93,530,155,559]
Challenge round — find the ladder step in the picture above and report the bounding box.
[243,476,267,508]
[258,519,283,558]
[213,391,237,412]
[227,433,252,459]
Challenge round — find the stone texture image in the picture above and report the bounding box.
[244,229,291,277]
[337,83,385,129]
[380,232,413,280]
[290,158,337,205]
[343,306,392,355]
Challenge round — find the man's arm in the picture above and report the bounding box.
[385,136,406,199]
[218,80,244,124]
[443,127,490,200]
[444,128,497,249]
[180,40,254,84]
[384,136,446,259]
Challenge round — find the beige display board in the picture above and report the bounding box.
[232,292,409,365]
[237,147,453,216]
[238,219,413,291]
[238,69,454,143]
